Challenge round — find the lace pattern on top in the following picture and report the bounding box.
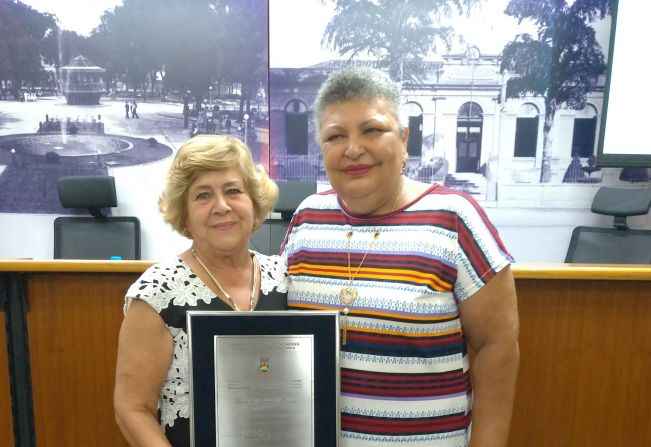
[124,253,288,430]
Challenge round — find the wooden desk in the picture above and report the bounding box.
[0,261,649,447]
[509,264,651,446]
[0,260,149,447]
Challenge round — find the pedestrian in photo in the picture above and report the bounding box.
[131,101,139,119]
[125,101,130,119]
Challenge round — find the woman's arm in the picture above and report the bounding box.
[114,299,174,446]
[459,266,520,447]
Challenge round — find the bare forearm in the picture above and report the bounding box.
[116,408,172,447]
[469,341,520,447]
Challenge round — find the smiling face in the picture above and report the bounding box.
[319,98,409,215]
[185,168,255,257]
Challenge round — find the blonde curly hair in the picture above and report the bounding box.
[159,134,278,237]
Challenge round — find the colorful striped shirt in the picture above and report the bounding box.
[282,184,513,446]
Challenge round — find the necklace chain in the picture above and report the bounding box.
[344,230,379,298]
[338,187,402,345]
[191,249,258,311]
[339,230,380,345]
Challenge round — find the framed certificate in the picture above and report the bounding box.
[187,311,340,447]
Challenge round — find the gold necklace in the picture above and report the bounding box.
[191,249,258,311]
[337,186,402,345]
[339,230,380,345]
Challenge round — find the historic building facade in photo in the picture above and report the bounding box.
[270,49,613,207]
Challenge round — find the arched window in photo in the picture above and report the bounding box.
[456,102,483,172]
[514,103,540,157]
[571,104,598,158]
[284,99,309,155]
[404,101,423,157]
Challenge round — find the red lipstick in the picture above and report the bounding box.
[343,164,373,175]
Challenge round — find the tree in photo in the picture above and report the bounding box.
[93,0,180,100]
[214,0,269,119]
[500,0,612,183]
[0,0,58,99]
[321,0,480,83]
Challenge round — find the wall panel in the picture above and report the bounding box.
[509,279,651,446]
[26,273,133,447]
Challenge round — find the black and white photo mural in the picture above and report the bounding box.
[0,0,270,260]
[269,0,638,202]
[0,0,269,215]
[268,0,650,263]
[1,0,649,262]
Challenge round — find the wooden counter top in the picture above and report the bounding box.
[1,259,650,280]
[0,259,153,273]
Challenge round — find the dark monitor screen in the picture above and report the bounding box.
[565,226,651,264]
[54,216,141,260]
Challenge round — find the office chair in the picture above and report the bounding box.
[54,175,141,260]
[250,181,317,255]
[565,187,651,264]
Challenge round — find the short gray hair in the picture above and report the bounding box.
[312,67,405,142]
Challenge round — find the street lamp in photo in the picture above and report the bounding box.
[430,53,446,151]
[431,95,447,151]
[209,85,212,107]
[465,46,480,138]
[183,91,191,128]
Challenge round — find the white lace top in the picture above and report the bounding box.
[124,253,288,446]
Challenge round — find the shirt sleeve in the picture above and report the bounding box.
[123,261,186,314]
[453,194,514,302]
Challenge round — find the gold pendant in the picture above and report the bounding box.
[339,286,358,306]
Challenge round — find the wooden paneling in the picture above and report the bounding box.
[0,261,648,447]
[26,273,136,447]
[0,310,14,447]
[509,279,651,447]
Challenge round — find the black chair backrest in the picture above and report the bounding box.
[590,187,651,229]
[58,175,117,217]
[55,175,141,259]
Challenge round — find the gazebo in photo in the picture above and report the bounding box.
[60,55,106,105]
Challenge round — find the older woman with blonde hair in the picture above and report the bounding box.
[114,135,287,446]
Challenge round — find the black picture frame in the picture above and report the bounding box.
[186,310,340,447]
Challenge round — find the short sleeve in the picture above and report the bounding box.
[124,260,204,314]
[453,194,513,302]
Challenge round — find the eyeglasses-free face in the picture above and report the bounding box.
[185,168,256,256]
[319,98,408,216]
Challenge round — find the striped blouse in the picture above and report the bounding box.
[282,184,513,446]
